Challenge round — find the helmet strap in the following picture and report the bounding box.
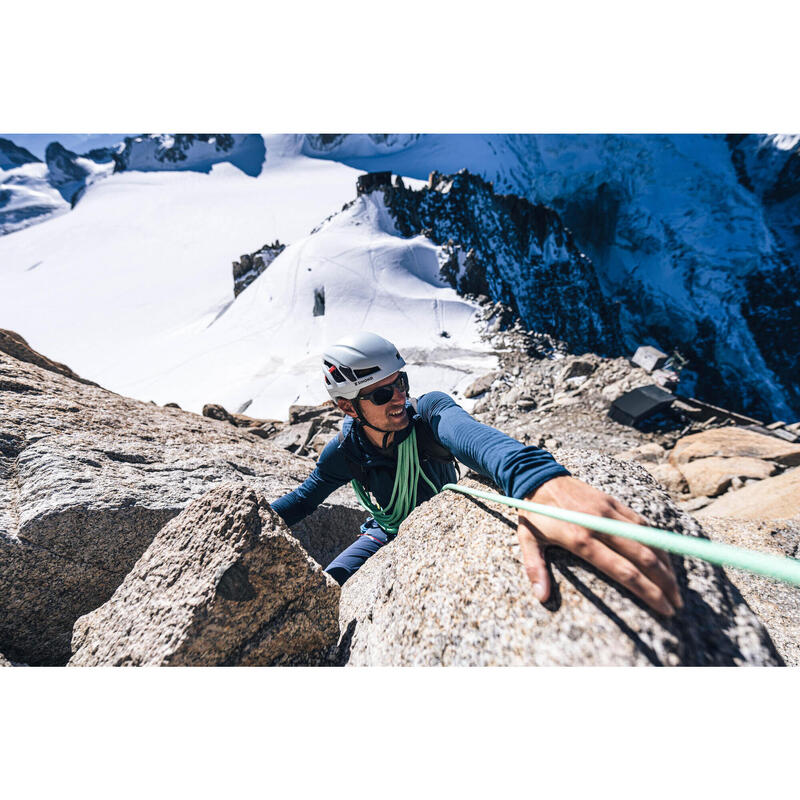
[352,398,396,450]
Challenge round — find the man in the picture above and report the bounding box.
[273,332,682,616]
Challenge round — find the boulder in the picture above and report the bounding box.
[698,516,800,666]
[558,359,596,383]
[642,462,687,494]
[677,456,777,498]
[669,428,800,467]
[678,495,714,512]
[69,484,340,666]
[338,451,782,666]
[695,468,800,521]
[463,372,500,399]
[288,401,337,425]
[202,403,235,424]
[0,352,357,665]
[631,345,667,373]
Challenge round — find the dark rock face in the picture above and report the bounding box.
[726,135,800,421]
[68,484,341,666]
[116,134,235,168]
[0,138,41,169]
[113,134,266,177]
[304,134,421,154]
[379,170,624,356]
[44,142,99,206]
[45,142,90,184]
[356,171,392,195]
[339,455,783,666]
[232,240,286,297]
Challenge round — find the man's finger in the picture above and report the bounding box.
[600,504,682,609]
[599,533,683,610]
[574,536,677,616]
[517,517,550,602]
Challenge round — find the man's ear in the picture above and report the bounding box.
[337,398,358,418]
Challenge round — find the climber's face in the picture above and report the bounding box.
[338,371,410,432]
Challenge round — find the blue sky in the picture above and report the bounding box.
[2,134,135,160]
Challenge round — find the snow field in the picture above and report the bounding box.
[0,137,497,419]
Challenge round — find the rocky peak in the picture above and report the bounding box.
[44,142,93,204]
[0,137,41,169]
[376,169,624,356]
[232,240,286,297]
[113,134,265,176]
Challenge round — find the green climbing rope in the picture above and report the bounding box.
[351,426,439,534]
[349,432,800,587]
[441,482,800,587]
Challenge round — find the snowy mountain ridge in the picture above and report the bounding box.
[1,132,798,422]
[1,139,118,235]
[0,134,266,235]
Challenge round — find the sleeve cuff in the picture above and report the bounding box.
[511,465,571,500]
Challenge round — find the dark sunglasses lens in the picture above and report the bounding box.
[370,386,394,405]
[364,373,408,405]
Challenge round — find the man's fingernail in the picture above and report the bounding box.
[533,583,545,600]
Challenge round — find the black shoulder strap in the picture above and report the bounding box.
[337,428,367,484]
[410,397,460,475]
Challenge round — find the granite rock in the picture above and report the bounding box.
[641,462,688,495]
[698,515,800,666]
[338,451,782,666]
[69,484,340,666]
[695,468,800,521]
[0,351,357,665]
[669,428,800,467]
[678,456,777,498]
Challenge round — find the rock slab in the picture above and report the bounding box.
[339,451,782,666]
[670,427,800,467]
[69,484,340,666]
[678,456,777,498]
[695,468,800,521]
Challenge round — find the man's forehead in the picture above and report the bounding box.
[358,371,399,395]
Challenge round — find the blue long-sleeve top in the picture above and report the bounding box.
[271,391,571,527]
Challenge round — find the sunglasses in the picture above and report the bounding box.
[358,372,409,405]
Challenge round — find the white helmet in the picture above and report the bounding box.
[323,332,406,400]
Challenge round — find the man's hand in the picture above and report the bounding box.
[517,476,682,616]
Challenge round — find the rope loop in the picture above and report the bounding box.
[351,426,439,534]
